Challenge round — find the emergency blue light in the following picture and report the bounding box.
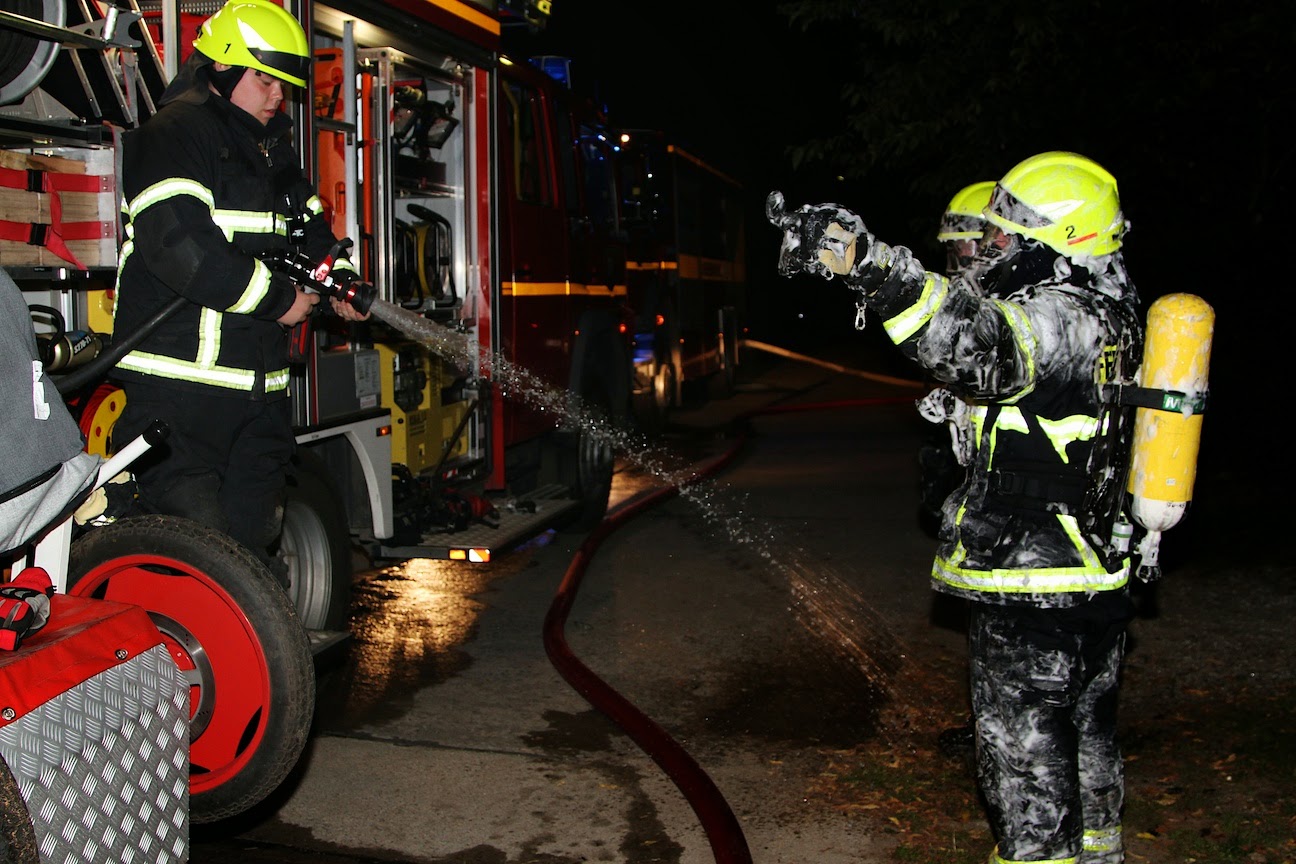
[532,55,571,88]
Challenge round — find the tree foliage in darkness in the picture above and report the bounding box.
[775,0,1294,459]
[775,0,1293,284]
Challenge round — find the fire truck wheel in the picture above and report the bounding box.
[558,386,620,532]
[67,515,315,825]
[708,311,739,399]
[633,359,675,436]
[282,450,353,632]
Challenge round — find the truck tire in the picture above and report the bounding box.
[632,357,675,436]
[282,450,353,632]
[557,366,625,532]
[67,516,315,825]
[631,305,679,436]
[708,308,739,399]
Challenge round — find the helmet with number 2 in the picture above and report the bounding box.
[193,0,310,88]
[984,152,1126,258]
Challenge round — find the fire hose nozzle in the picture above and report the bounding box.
[260,243,376,314]
[336,279,377,315]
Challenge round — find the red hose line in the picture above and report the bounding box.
[542,393,915,863]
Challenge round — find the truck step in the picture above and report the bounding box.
[375,484,580,562]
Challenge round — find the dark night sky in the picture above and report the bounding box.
[513,2,816,175]
[507,2,1293,480]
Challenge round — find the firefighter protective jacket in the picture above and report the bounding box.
[849,242,1143,609]
[112,61,352,401]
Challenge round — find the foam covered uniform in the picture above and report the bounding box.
[918,181,997,530]
[110,56,354,570]
[771,192,1142,864]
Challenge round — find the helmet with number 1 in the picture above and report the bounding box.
[984,151,1125,258]
[193,0,310,88]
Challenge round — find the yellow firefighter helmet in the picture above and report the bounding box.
[984,151,1125,258]
[936,181,996,242]
[193,0,310,88]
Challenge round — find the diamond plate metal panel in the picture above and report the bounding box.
[0,643,189,864]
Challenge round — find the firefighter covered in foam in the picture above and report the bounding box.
[917,180,998,530]
[921,180,995,759]
[769,151,1211,864]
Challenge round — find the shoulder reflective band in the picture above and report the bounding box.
[127,178,214,218]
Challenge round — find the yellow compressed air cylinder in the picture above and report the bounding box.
[1128,293,1215,532]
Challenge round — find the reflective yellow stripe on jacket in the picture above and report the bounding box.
[116,351,290,392]
[128,177,214,217]
[118,179,290,392]
[975,405,1102,468]
[882,272,946,344]
[933,517,1129,595]
[936,403,1128,596]
[991,298,1037,403]
[118,307,290,393]
[213,208,287,241]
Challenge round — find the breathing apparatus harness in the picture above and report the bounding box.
[975,255,1149,574]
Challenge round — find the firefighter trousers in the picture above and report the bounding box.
[112,385,294,582]
[968,593,1133,864]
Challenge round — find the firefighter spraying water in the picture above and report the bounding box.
[1,0,756,831]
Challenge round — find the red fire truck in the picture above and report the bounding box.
[1,0,629,822]
[615,129,747,432]
[284,1,630,627]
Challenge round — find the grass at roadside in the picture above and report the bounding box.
[1121,677,1296,863]
[807,677,1296,864]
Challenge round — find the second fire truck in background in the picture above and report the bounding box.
[615,129,747,433]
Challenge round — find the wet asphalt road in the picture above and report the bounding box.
[188,353,960,863]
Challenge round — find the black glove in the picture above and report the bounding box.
[766,190,875,279]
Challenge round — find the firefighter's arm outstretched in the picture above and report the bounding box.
[766,190,1038,401]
